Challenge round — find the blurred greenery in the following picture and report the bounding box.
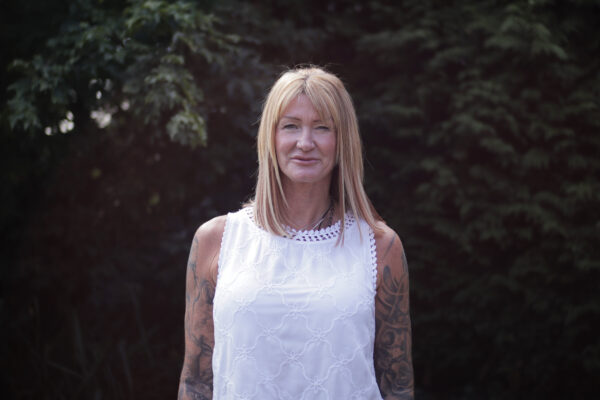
[1,0,599,398]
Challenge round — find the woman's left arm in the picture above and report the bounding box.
[374,225,414,399]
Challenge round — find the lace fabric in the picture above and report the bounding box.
[213,207,381,400]
[242,206,355,242]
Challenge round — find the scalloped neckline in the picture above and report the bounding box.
[242,207,355,242]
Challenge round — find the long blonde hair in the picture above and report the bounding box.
[251,66,381,240]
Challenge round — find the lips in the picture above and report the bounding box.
[291,156,318,164]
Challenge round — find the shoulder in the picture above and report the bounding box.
[372,220,408,288]
[194,214,227,243]
[190,215,227,282]
[373,220,404,259]
[193,215,227,255]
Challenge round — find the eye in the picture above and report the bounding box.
[316,125,331,131]
[282,123,298,130]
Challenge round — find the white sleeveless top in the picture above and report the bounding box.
[213,207,382,400]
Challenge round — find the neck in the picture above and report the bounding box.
[281,180,333,231]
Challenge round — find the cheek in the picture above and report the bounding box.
[275,132,290,156]
[322,135,337,160]
[274,131,295,168]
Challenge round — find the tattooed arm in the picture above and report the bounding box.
[178,216,225,400]
[374,224,414,399]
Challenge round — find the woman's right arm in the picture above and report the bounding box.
[178,216,226,400]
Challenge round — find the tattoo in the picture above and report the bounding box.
[179,233,216,400]
[382,235,396,260]
[375,240,414,399]
[186,279,215,348]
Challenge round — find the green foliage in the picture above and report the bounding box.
[357,0,600,397]
[5,0,238,146]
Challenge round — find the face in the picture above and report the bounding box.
[275,94,337,187]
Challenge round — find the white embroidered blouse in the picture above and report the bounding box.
[212,207,382,399]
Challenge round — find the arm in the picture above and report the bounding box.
[374,225,414,399]
[178,216,225,400]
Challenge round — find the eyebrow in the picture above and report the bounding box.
[280,115,329,123]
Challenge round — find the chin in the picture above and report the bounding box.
[284,172,331,185]
[280,164,334,186]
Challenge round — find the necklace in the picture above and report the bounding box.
[308,198,334,231]
[313,199,334,231]
[288,198,334,235]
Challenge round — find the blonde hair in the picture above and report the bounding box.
[251,66,381,240]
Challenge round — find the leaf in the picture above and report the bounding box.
[166,109,207,147]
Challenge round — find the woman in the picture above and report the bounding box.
[178,67,414,399]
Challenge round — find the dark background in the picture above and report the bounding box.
[2,0,599,398]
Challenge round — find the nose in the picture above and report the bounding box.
[296,127,315,151]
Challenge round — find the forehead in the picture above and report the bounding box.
[279,94,330,121]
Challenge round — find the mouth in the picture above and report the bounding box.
[291,156,318,163]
